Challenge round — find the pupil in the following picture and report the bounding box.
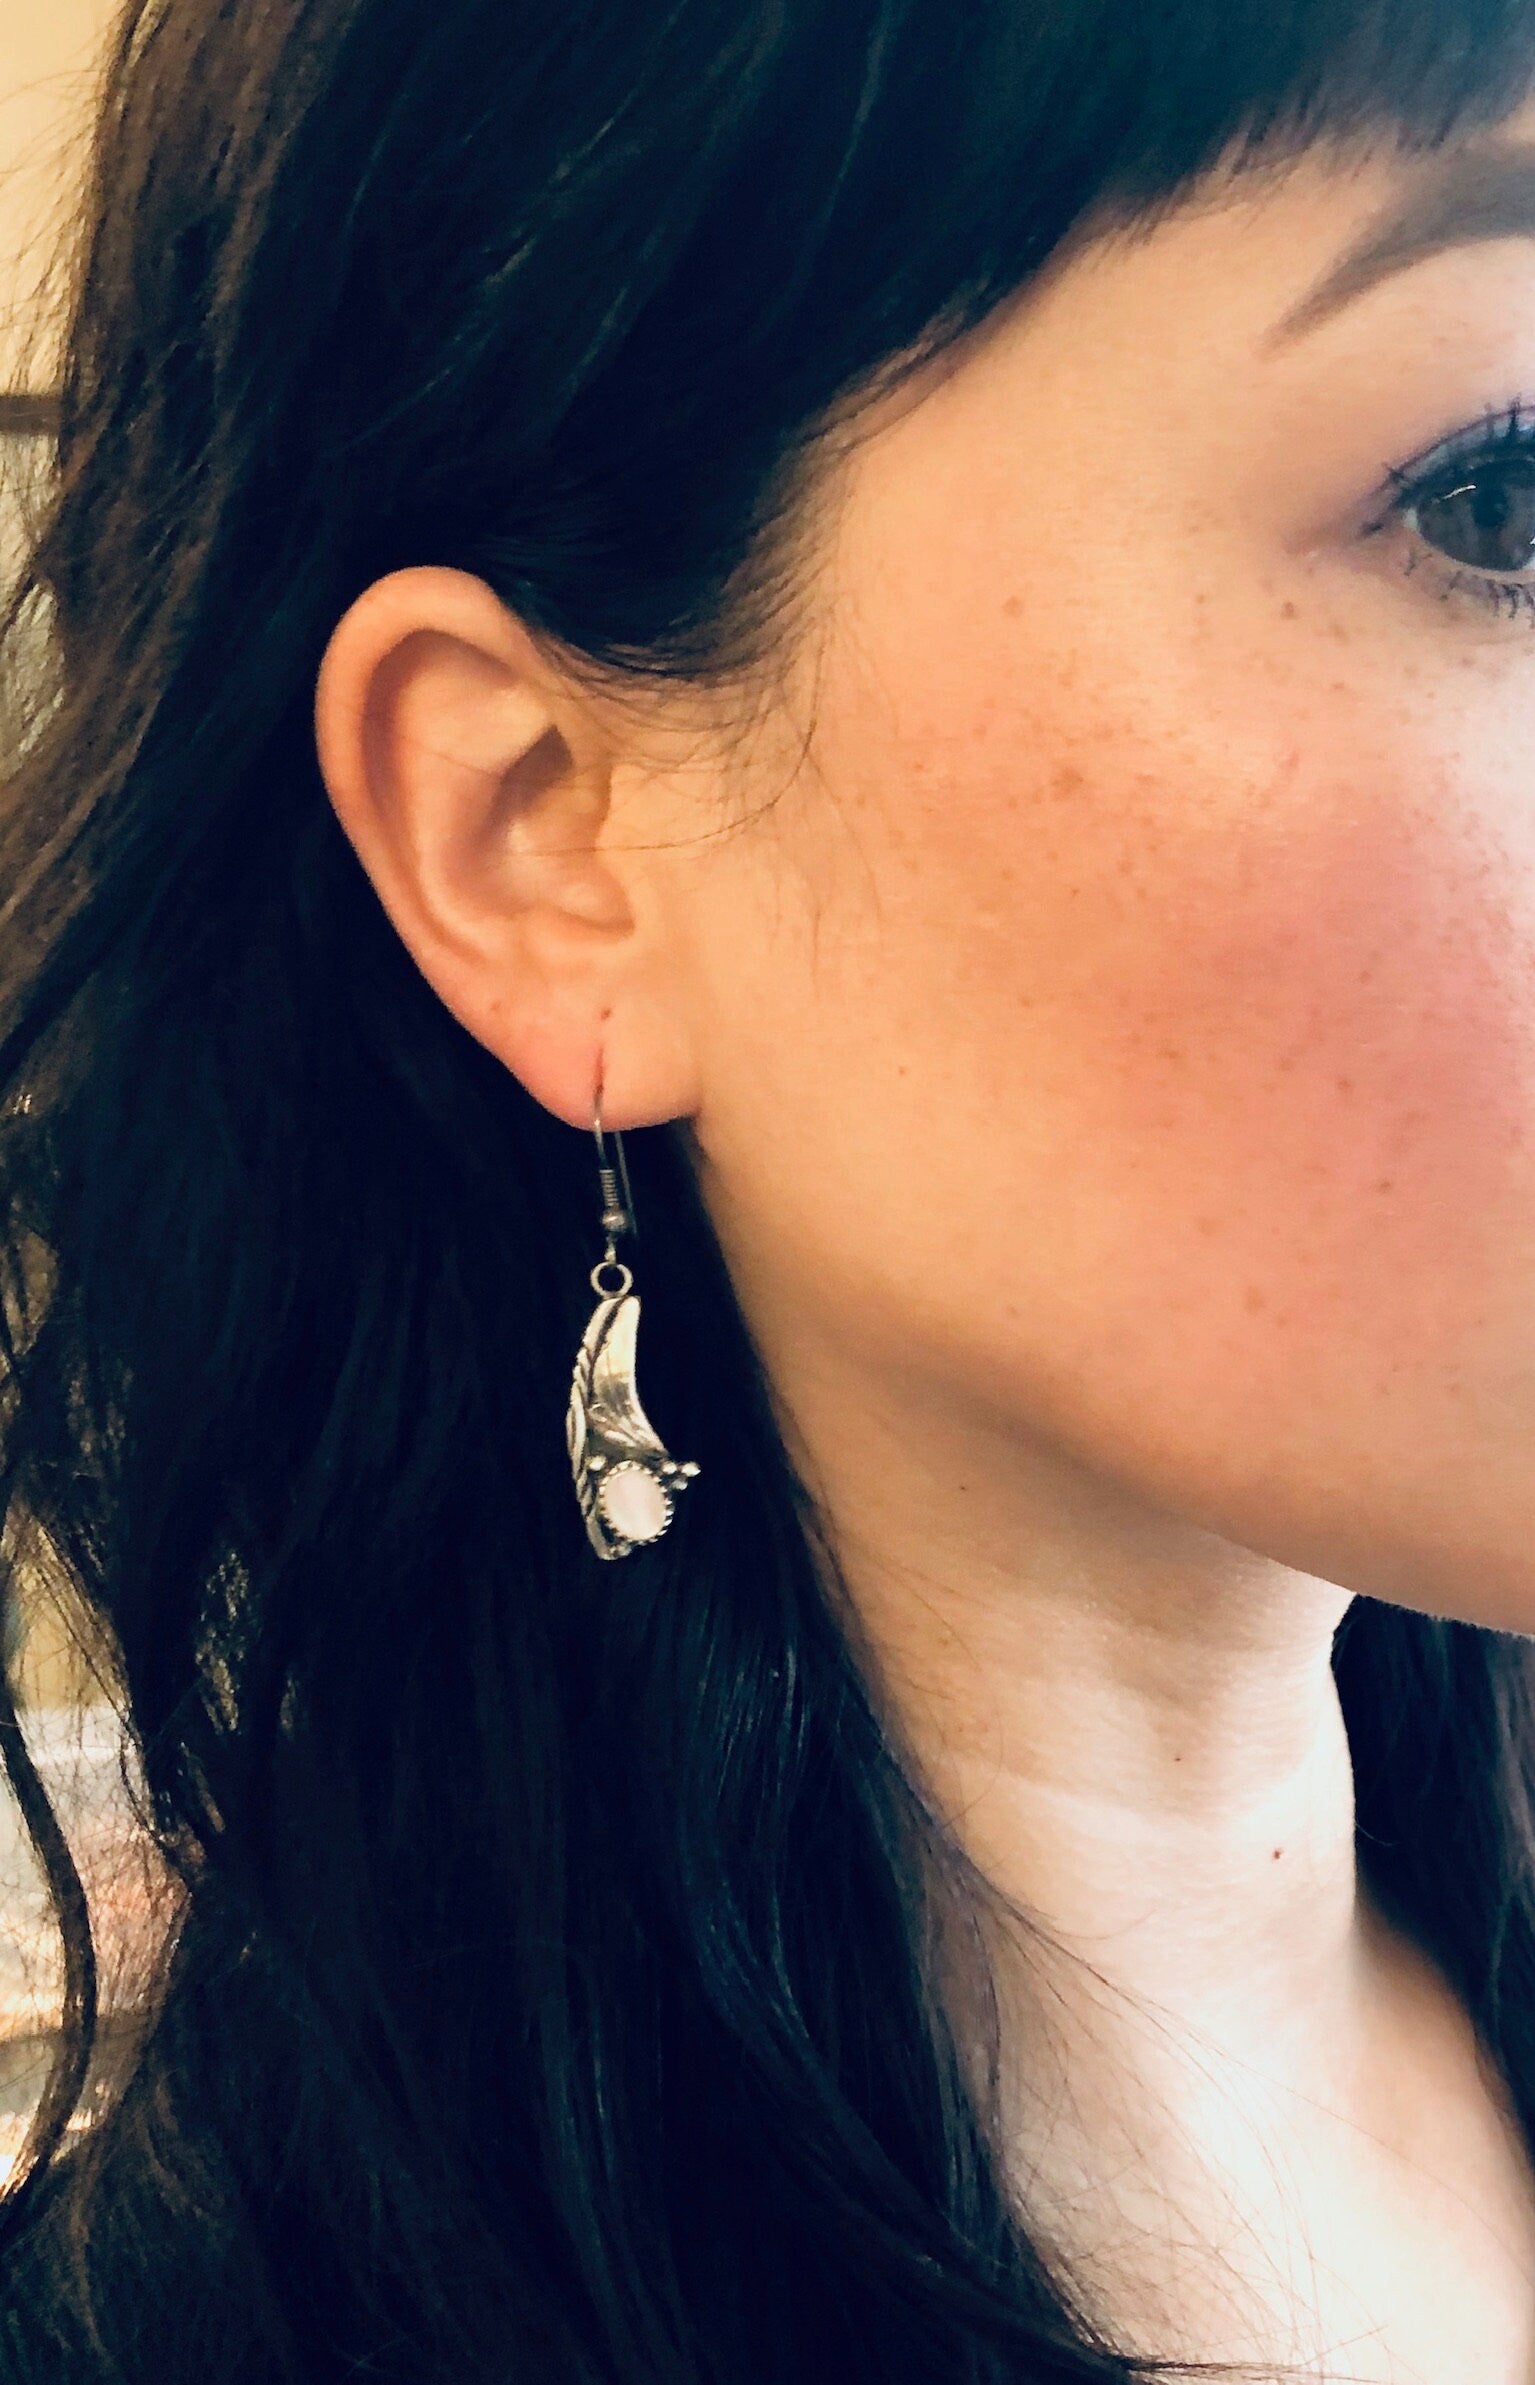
[1414,455,1535,573]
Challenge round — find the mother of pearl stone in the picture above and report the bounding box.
[596,1462,673,1544]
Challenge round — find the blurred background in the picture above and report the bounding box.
[0,1,106,398]
[2,0,114,1688]
[0,0,163,2172]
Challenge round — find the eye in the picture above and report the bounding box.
[1406,452,1535,575]
[1367,402,1535,621]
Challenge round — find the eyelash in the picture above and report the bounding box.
[1365,398,1535,624]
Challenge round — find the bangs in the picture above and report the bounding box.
[693,0,1535,415]
[1039,0,1535,196]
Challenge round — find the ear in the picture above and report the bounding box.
[313,567,700,1131]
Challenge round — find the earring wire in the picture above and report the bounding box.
[592,1088,637,1249]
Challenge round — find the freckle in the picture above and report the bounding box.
[1243,1286,1267,1314]
[1336,1076,1353,1095]
[1272,1848,1283,1861]
[1195,1216,1218,1237]
[1374,1177,1394,1194]
[1002,594,1023,617]
[1280,600,1297,620]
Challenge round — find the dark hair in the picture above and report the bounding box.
[3,2,1535,2377]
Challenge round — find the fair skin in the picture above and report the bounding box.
[314,107,1535,2381]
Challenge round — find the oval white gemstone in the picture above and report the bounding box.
[596,1462,672,1544]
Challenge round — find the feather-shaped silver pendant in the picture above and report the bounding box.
[566,1270,700,1560]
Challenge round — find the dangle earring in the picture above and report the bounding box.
[565,1095,700,1560]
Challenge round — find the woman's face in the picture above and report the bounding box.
[648,109,1535,1632]
[321,103,1535,1636]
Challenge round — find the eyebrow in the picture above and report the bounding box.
[1267,142,1535,348]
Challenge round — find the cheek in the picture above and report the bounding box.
[815,691,1535,1537]
[704,620,1535,1607]
[1057,774,1535,1374]
[954,748,1535,1613]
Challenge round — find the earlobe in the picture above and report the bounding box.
[313,566,697,1133]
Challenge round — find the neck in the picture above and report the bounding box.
[748,1309,1374,2108]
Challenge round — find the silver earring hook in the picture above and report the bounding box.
[592,1082,638,1253]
